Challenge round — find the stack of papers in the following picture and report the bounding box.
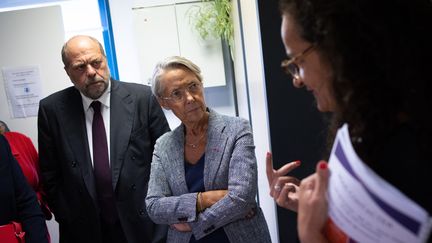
[325,124,432,243]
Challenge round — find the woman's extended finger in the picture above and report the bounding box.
[275,160,301,177]
[266,152,301,184]
[313,160,330,198]
[266,152,275,184]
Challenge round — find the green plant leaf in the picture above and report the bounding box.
[188,0,234,50]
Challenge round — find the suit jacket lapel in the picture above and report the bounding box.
[204,110,228,189]
[109,80,134,190]
[58,89,97,203]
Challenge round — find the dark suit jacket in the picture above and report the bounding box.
[38,80,170,243]
[0,135,48,243]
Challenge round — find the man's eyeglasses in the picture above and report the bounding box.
[281,45,315,80]
[159,81,202,103]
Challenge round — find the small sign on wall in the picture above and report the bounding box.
[2,65,42,118]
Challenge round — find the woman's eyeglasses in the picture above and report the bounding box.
[281,45,315,80]
[159,81,202,103]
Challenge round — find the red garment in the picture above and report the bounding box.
[4,132,39,187]
[4,131,52,220]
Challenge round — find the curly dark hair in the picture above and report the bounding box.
[279,0,432,164]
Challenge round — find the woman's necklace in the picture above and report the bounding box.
[185,132,206,149]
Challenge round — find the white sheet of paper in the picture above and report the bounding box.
[2,65,42,118]
[327,124,432,243]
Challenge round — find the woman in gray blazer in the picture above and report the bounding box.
[146,56,271,243]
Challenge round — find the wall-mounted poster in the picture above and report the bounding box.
[2,65,42,118]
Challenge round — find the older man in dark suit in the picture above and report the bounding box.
[38,35,170,243]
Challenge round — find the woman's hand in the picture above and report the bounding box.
[200,190,228,210]
[266,152,301,211]
[297,161,330,243]
[171,223,192,232]
[174,189,227,232]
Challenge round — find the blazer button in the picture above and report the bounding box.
[71,161,77,167]
[131,156,136,160]
[131,184,136,191]
[139,209,145,215]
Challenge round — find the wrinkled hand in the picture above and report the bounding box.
[201,190,228,210]
[171,223,192,232]
[266,152,301,212]
[297,161,330,243]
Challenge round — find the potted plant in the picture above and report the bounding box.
[188,0,234,51]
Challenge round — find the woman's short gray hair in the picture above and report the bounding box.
[151,56,203,97]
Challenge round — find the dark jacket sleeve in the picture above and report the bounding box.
[147,91,170,243]
[37,99,61,218]
[0,135,49,243]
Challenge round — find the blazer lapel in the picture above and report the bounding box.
[58,89,97,203]
[204,110,228,189]
[166,125,190,195]
[109,80,134,190]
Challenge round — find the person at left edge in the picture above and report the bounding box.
[0,120,52,241]
[0,135,49,243]
[38,35,170,243]
[0,120,52,221]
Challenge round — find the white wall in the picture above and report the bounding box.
[106,0,142,84]
[0,0,103,144]
[0,6,68,146]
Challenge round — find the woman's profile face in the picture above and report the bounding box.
[281,14,336,112]
[158,67,207,126]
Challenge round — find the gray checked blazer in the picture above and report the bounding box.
[146,109,271,243]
